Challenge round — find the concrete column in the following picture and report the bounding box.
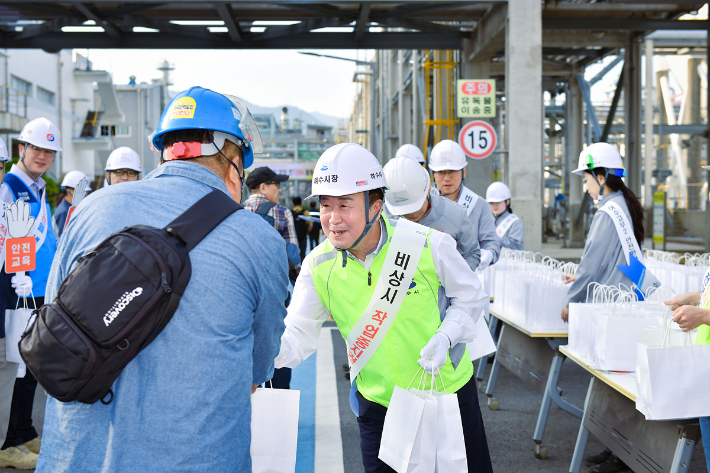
[624,37,643,194]
[461,39,493,195]
[506,0,542,251]
[567,77,585,246]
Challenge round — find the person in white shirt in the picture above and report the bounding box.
[274,143,492,473]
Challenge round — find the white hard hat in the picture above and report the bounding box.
[0,137,9,163]
[572,143,626,176]
[61,170,89,189]
[307,143,386,199]
[429,140,467,172]
[383,156,430,215]
[106,147,142,172]
[395,144,426,165]
[19,117,62,152]
[486,181,512,203]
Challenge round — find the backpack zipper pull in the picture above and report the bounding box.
[368,271,372,286]
[161,273,172,293]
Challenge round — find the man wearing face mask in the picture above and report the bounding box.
[0,118,62,461]
[275,143,492,473]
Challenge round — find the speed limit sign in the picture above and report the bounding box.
[458,120,497,159]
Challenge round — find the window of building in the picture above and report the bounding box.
[10,76,31,95]
[116,125,131,137]
[37,87,55,105]
[100,125,113,136]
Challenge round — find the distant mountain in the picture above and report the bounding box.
[243,101,342,129]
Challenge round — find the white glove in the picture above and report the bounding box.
[417,332,450,375]
[11,274,32,298]
[5,200,35,239]
[479,248,494,269]
[72,177,89,208]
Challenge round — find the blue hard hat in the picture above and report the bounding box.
[152,87,263,169]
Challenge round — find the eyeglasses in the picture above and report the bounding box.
[27,144,56,157]
[265,181,281,188]
[110,169,139,178]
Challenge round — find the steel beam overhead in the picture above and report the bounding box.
[72,3,123,39]
[544,19,710,31]
[354,2,371,41]
[601,63,625,141]
[0,31,463,50]
[215,3,242,42]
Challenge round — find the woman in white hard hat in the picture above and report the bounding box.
[486,182,524,251]
[275,143,492,473]
[395,143,427,167]
[383,155,481,271]
[429,140,501,269]
[104,147,141,186]
[0,118,62,467]
[54,171,89,239]
[562,142,657,324]
[562,142,660,473]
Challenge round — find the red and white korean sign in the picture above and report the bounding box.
[458,120,498,160]
[5,237,36,273]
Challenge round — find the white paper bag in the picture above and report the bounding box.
[591,312,660,372]
[432,392,466,473]
[466,310,497,362]
[406,390,437,473]
[524,281,570,332]
[568,303,593,361]
[379,385,426,473]
[4,307,33,365]
[636,335,710,420]
[251,387,300,473]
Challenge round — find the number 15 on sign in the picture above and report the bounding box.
[458,121,497,160]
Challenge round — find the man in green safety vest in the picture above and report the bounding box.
[274,143,493,473]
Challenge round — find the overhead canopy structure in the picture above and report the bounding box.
[0,1,706,51]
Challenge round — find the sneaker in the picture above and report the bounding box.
[590,455,631,473]
[584,448,613,466]
[0,446,39,470]
[23,437,41,455]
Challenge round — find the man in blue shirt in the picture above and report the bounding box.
[36,88,289,472]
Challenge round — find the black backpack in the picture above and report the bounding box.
[19,190,241,404]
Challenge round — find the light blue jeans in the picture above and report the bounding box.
[699,416,710,472]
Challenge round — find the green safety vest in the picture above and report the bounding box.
[696,267,710,345]
[310,216,473,407]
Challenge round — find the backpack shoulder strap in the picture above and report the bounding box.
[164,190,242,252]
[256,202,276,215]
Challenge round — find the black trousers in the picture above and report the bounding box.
[267,367,292,389]
[2,297,42,450]
[356,375,493,473]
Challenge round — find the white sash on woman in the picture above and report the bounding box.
[598,201,659,293]
[495,213,518,238]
